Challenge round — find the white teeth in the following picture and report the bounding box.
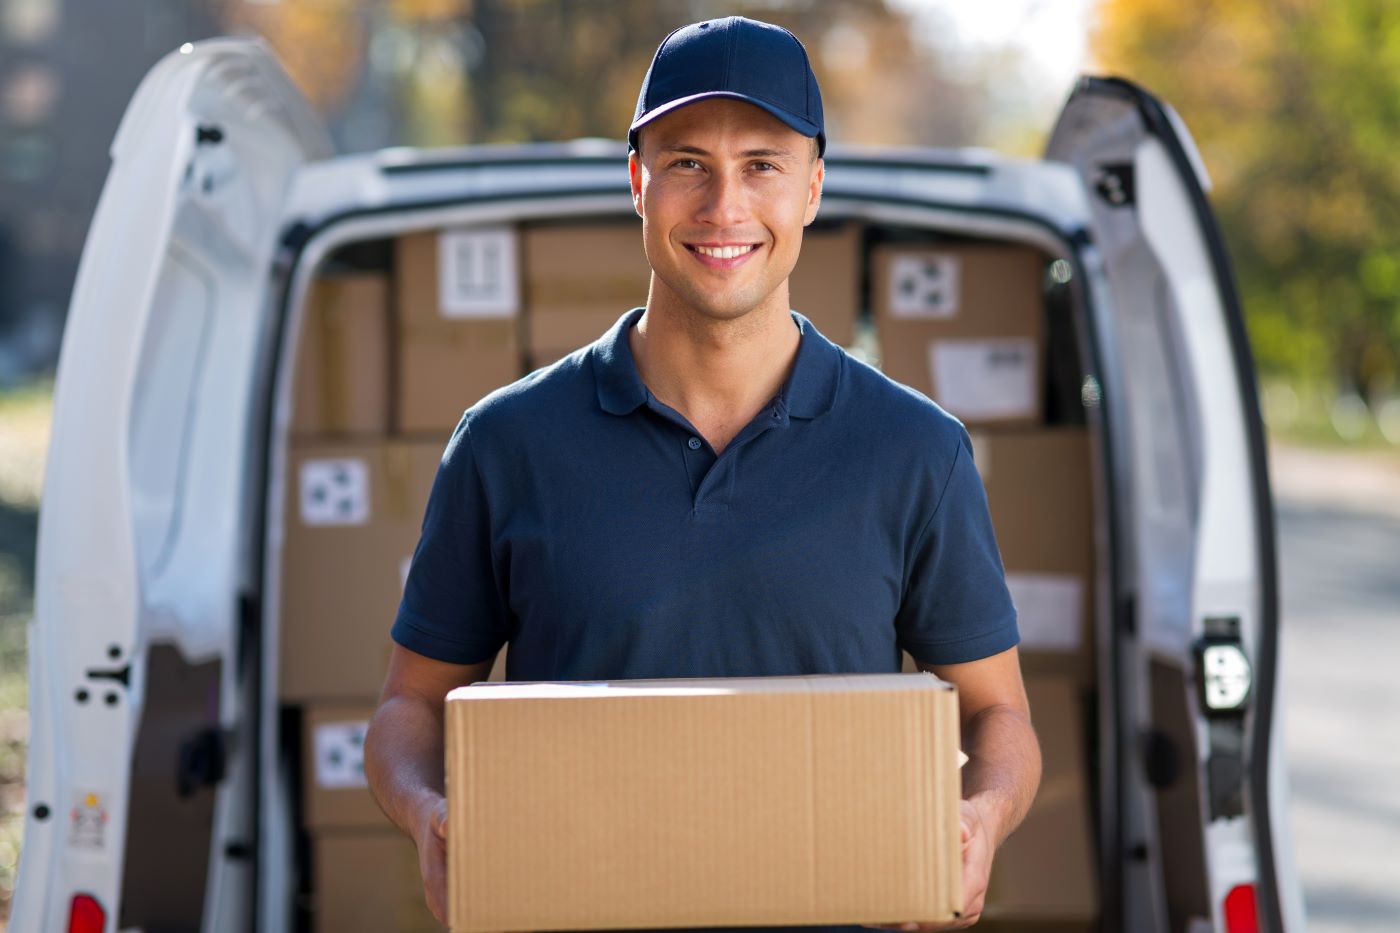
[694,244,756,259]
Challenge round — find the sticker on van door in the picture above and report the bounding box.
[299,458,370,526]
[69,791,109,849]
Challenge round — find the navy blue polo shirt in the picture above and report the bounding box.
[392,307,1017,933]
[392,306,1019,681]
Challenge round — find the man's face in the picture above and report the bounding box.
[628,98,823,323]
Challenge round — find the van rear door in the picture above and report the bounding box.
[1046,77,1302,933]
[10,39,328,933]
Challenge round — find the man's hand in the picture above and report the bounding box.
[863,797,996,931]
[413,794,450,927]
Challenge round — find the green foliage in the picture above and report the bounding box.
[1095,0,1400,407]
[0,381,45,926]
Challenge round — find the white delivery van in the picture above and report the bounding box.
[11,39,1304,933]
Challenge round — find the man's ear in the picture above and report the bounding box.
[628,150,644,218]
[803,157,824,226]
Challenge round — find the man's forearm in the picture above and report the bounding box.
[960,703,1042,848]
[363,694,447,838]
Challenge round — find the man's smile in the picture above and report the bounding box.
[684,241,763,269]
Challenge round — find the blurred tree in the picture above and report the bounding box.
[220,0,367,114]
[1094,0,1400,403]
[392,0,982,149]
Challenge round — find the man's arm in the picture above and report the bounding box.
[876,645,1038,930]
[921,645,1041,849]
[363,644,495,924]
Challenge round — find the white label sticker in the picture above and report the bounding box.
[929,338,1037,420]
[299,458,370,526]
[313,720,370,789]
[1005,573,1084,650]
[69,791,108,849]
[889,253,960,319]
[438,227,519,319]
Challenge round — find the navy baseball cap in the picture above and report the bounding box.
[629,16,825,157]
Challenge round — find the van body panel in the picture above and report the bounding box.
[1047,76,1300,932]
[12,37,328,932]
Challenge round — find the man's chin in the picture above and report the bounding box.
[671,287,778,324]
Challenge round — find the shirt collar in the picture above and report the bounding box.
[593,307,841,420]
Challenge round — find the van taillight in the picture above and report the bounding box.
[1224,883,1259,933]
[68,893,105,933]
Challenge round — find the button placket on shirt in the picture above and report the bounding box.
[691,401,791,512]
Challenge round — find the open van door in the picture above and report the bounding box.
[11,39,329,932]
[1046,77,1302,932]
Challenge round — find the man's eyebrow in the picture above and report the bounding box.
[658,144,798,159]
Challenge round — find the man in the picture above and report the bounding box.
[364,15,1041,932]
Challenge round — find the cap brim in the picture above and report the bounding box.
[628,91,823,154]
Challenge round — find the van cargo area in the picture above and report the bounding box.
[268,213,1104,933]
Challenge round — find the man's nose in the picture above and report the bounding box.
[694,169,749,228]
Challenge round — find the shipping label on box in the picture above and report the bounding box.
[888,252,961,319]
[929,337,1038,421]
[437,227,519,319]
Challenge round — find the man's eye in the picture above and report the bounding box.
[673,158,701,169]
[752,161,778,172]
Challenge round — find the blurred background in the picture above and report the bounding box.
[1,0,1398,929]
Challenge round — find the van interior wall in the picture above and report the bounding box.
[274,216,1101,932]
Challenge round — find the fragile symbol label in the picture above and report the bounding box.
[888,253,960,319]
[314,720,371,789]
[299,458,370,526]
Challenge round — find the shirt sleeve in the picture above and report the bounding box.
[895,428,1020,664]
[390,418,511,665]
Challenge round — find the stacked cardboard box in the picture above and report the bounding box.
[287,234,524,931]
[444,673,964,933]
[291,274,391,437]
[982,675,1098,923]
[871,239,1098,928]
[790,221,861,346]
[314,831,440,933]
[520,219,862,367]
[395,228,524,436]
[972,427,1095,685]
[278,440,444,702]
[871,242,1046,427]
[522,220,651,366]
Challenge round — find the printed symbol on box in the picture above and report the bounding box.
[314,721,371,789]
[890,253,960,318]
[438,226,519,319]
[69,791,108,849]
[300,459,370,526]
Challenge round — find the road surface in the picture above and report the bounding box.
[1273,444,1400,931]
